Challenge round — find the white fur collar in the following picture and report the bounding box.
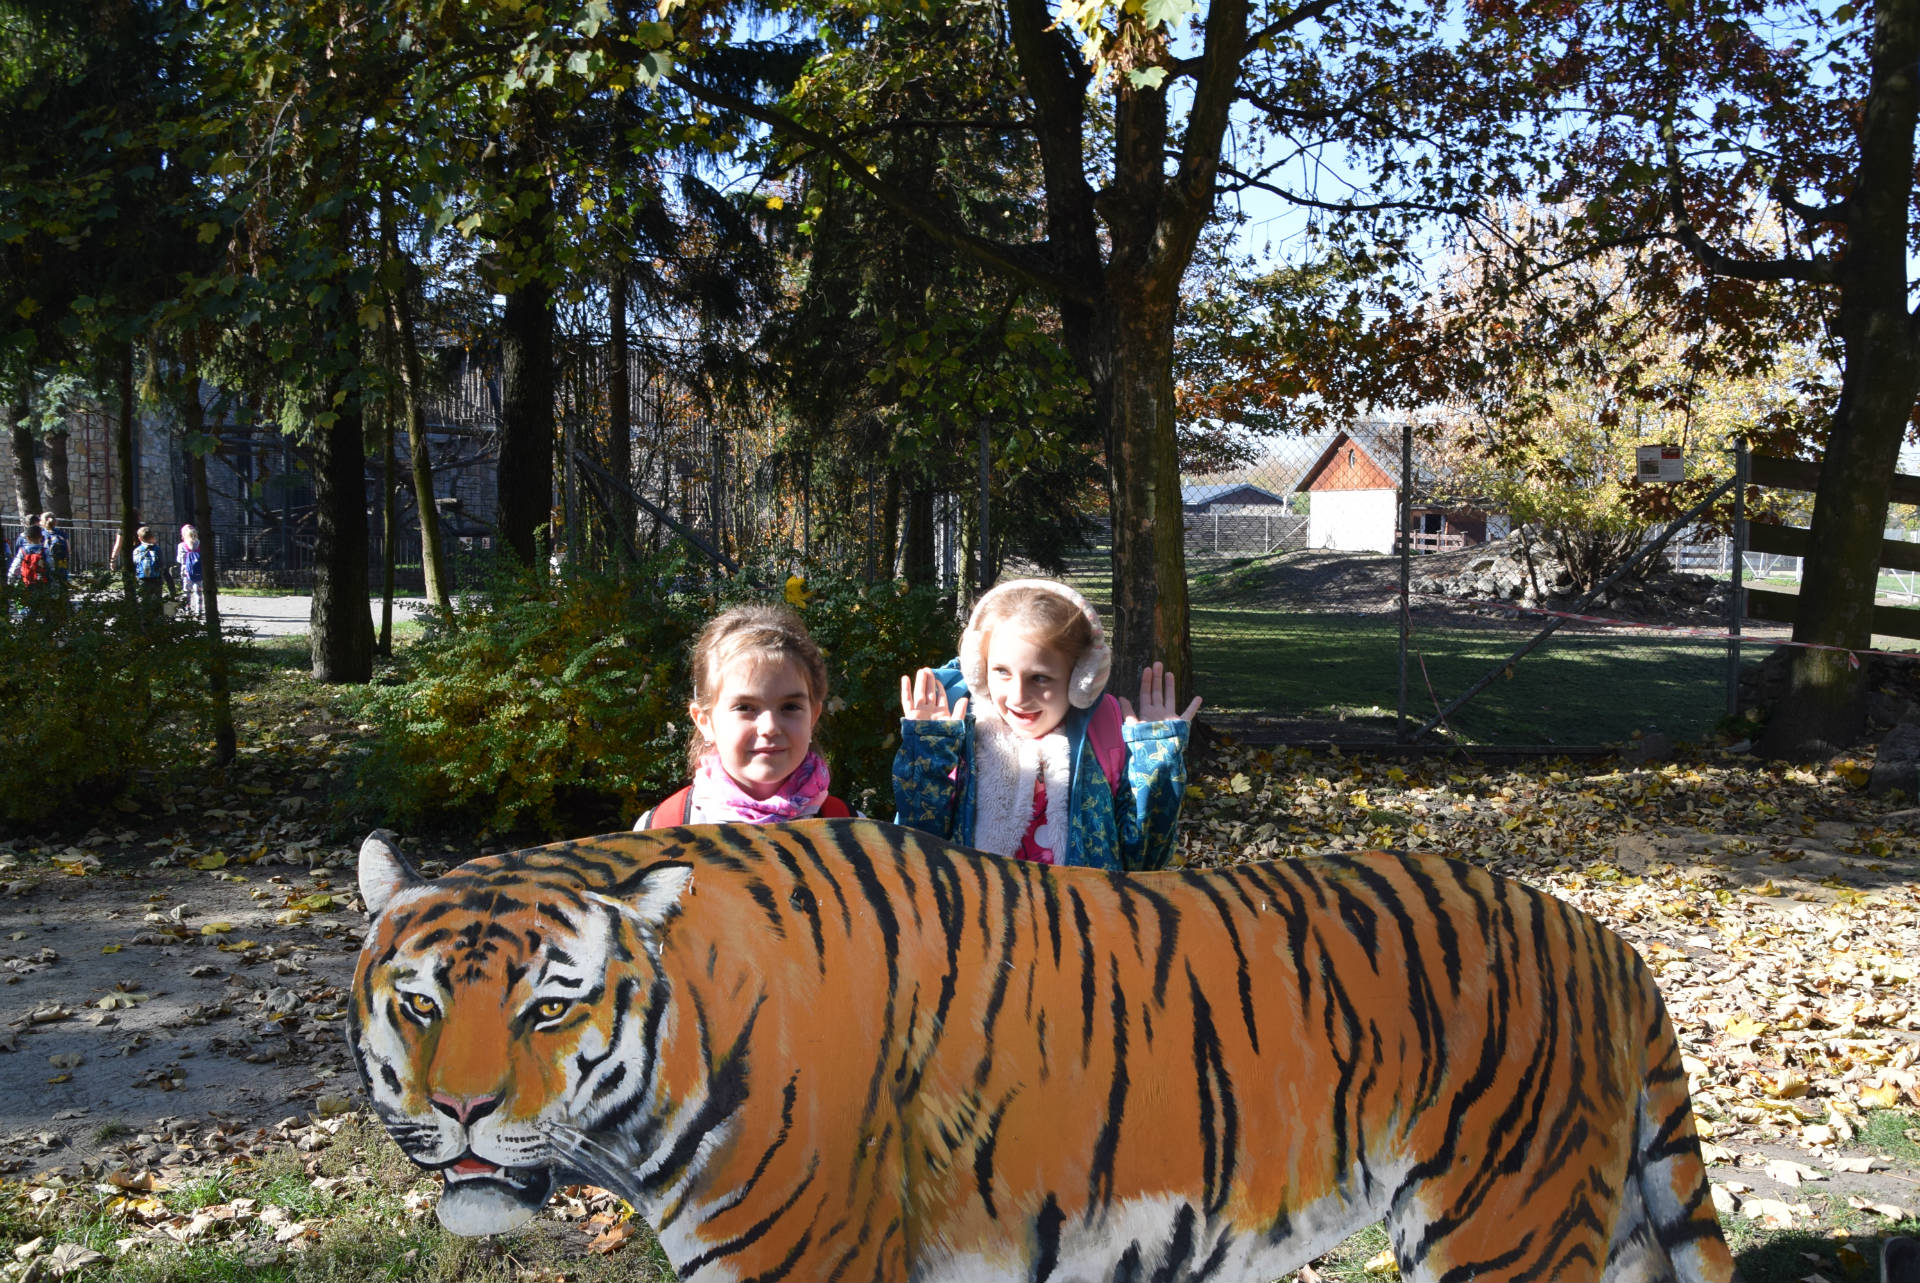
[972,718,1071,860]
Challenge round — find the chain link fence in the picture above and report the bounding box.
[1054,431,1920,751]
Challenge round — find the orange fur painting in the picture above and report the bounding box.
[350,818,1737,1282]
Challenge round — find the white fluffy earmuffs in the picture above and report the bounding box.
[958,579,1112,712]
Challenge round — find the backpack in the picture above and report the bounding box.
[1085,695,1129,798]
[179,546,202,582]
[133,543,158,580]
[641,785,853,830]
[16,546,48,587]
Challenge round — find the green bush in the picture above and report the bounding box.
[354,566,697,836]
[354,559,957,835]
[0,594,211,827]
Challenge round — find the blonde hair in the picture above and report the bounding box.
[686,604,829,772]
[971,583,1095,664]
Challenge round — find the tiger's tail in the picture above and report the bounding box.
[1617,980,1740,1283]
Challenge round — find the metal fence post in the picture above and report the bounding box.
[1397,421,1413,741]
[1727,439,1748,719]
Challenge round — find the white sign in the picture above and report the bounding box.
[1635,444,1684,483]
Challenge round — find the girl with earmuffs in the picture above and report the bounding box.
[893,579,1201,872]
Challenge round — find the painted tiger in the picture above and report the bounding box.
[350,818,1738,1283]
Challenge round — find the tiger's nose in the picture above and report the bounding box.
[430,1092,501,1126]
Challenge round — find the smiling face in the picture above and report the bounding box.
[691,656,822,798]
[984,628,1072,739]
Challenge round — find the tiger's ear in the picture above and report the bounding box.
[359,830,424,916]
[589,864,694,953]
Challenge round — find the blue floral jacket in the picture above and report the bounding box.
[891,660,1189,872]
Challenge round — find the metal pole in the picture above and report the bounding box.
[1727,439,1748,719]
[1398,421,1413,741]
[977,417,991,591]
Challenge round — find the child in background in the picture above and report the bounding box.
[634,604,855,829]
[131,525,163,618]
[893,579,1201,872]
[37,514,67,588]
[176,524,204,617]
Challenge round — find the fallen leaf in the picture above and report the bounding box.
[45,1242,103,1275]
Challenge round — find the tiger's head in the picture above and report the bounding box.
[349,831,692,1236]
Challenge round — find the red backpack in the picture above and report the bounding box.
[642,786,854,829]
[15,545,48,587]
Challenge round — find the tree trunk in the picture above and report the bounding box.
[6,388,41,521]
[180,361,235,764]
[498,276,555,567]
[309,363,375,683]
[608,265,635,560]
[495,132,556,569]
[1758,0,1919,758]
[384,240,453,620]
[116,343,137,601]
[378,403,396,657]
[1094,290,1192,697]
[904,483,935,586]
[40,427,70,519]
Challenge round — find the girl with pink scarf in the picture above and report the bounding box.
[633,604,855,830]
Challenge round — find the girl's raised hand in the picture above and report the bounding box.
[1117,662,1203,725]
[900,668,968,722]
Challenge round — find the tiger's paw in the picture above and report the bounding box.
[436,1159,555,1237]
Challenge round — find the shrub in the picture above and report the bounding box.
[354,566,697,836]
[0,595,211,827]
[355,560,956,834]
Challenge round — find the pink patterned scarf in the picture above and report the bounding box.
[688,750,832,825]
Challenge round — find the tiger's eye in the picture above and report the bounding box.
[405,993,437,1019]
[536,999,570,1021]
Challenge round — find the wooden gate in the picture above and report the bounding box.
[1741,453,1920,642]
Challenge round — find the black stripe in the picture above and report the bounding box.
[974,858,1022,1086]
[1070,887,1096,1067]
[1040,866,1063,968]
[744,879,786,936]
[701,1073,801,1221]
[1029,1193,1065,1283]
[1086,954,1130,1217]
[972,1092,1016,1220]
[787,826,853,935]
[1180,870,1260,1054]
[634,996,763,1197]
[1114,874,1181,1007]
[1148,1203,1197,1283]
[678,1155,818,1276]
[834,831,903,1125]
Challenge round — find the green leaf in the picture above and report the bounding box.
[1126,66,1169,90]
[1139,0,1199,29]
[637,50,674,86]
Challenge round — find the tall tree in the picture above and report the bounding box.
[656,0,1535,690]
[1478,0,1914,755]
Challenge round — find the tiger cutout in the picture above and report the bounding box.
[350,819,1738,1283]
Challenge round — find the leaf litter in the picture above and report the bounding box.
[1,688,1915,1277]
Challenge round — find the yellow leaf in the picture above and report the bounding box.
[765,194,784,210]
[47,1074,70,1084]
[200,922,234,935]
[216,939,260,953]
[1859,1082,1902,1110]
[100,945,120,955]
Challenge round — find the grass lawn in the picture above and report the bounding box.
[1192,607,1735,745]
